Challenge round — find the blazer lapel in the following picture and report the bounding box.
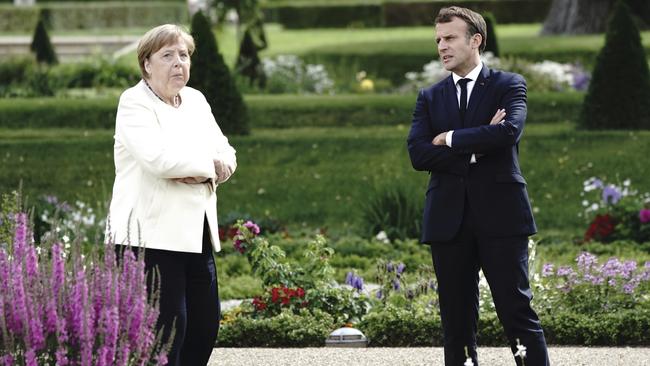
[442,75,463,130]
[465,66,491,128]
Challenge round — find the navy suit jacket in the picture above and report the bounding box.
[407,65,537,244]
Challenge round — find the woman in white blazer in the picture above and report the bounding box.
[107,24,236,366]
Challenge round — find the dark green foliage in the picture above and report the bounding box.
[188,11,249,135]
[235,29,265,88]
[580,0,650,129]
[0,3,188,33]
[218,309,334,347]
[263,0,552,29]
[360,183,423,241]
[30,17,58,65]
[0,93,582,129]
[358,307,650,346]
[483,12,500,57]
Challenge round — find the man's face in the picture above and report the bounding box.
[435,17,480,76]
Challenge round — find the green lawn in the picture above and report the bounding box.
[102,23,650,69]
[2,122,649,239]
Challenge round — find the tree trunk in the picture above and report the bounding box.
[541,0,613,34]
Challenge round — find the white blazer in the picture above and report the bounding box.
[107,80,236,253]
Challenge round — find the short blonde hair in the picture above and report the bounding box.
[137,24,195,79]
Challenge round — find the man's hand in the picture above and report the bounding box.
[432,131,448,146]
[490,108,506,125]
[214,159,235,184]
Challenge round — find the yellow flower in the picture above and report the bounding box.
[360,79,374,92]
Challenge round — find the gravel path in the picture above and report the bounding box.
[208,347,650,365]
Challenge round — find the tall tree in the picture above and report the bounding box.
[580,0,650,129]
[188,10,249,135]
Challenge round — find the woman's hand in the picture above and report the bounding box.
[172,176,209,184]
[490,108,506,125]
[214,159,235,183]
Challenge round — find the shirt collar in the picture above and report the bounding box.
[452,62,483,85]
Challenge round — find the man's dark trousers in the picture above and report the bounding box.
[431,194,549,366]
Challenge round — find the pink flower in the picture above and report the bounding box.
[639,209,650,224]
[243,220,261,235]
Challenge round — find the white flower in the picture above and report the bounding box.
[515,341,527,359]
[582,200,589,207]
[464,357,474,366]
[375,231,389,244]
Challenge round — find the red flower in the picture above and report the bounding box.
[252,297,267,311]
[227,226,238,239]
[584,214,616,242]
[296,287,305,298]
[271,287,281,303]
[281,297,291,305]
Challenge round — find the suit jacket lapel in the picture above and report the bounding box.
[465,66,491,128]
[442,75,463,130]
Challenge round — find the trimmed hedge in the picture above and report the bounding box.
[263,0,552,29]
[0,93,583,129]
[0,2,187,32]
[216,307,650,347]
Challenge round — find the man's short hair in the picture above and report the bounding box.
[137,24,195,79]
[435,6,487,53]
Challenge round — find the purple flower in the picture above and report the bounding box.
[392,278,401,291]
[352,276,364,291]
[576,252,598,272]
[376,290,382,299]
[602,184,622,205]
[345,271,354,286]
[556,266,575,277]
[541,263,554,277]
[386,261,394,273]
[571,68,590,91]
[396,263,406,275]
[639,209,650,224]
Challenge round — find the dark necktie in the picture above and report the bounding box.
[458,78,471,124]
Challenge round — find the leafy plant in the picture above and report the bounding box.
[360,183,422,241]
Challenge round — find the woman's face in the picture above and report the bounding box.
[144,38,191,100]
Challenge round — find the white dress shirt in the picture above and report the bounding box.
[445,62,484,164]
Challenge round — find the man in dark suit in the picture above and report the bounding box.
[407,6,550,366]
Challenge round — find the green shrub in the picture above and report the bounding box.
[359,306,650,346]
[0,93,582,129]
[359,305,443,346]
[189,11,249,135]
[30,15,58,65]
[218,309,334,347]
[262,1,552,29]
[0,2,187,32]
[580,0,650,130]
[483,12,500,57]
[360,183,423,240]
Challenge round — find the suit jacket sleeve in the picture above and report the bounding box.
[407,89,470,176]
[450,74,527,154]
[115,91,215,179]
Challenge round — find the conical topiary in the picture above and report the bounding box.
[580,0,650,129]
[236,29,264,88]
[483,12,499,57]
[188,11,249,135]
[30,17,58,65]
